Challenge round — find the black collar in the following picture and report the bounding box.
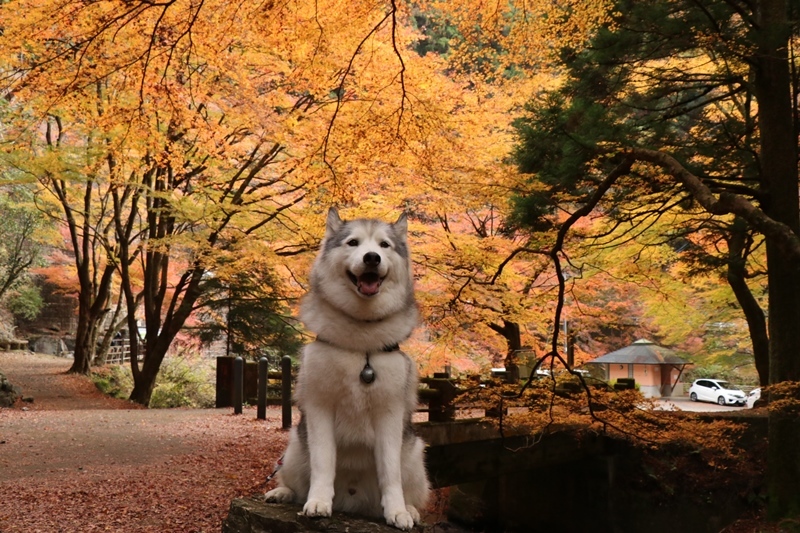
[316,337,399,353]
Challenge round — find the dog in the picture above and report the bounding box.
[265,208,430,530]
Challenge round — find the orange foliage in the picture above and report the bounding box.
[459,377,747,469]
[0,0,623,375]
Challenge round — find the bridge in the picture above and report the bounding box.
[415,418,609,488]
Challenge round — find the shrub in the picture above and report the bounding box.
[683,364,757,387]
[608,378,640,391]
[149,357,215,409]
[6,284,44,320]
[91,365,133,399]
[92,355,215,408]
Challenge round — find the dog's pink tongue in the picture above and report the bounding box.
[358,279,380,296]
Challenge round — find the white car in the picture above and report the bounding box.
[747,387,762,408]
[688,379,747,406]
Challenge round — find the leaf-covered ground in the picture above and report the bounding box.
[0,352,289,532]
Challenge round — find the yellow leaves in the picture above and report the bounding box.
[420,0,614,81]
[0,0,614,375]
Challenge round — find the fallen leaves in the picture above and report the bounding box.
[0,408,290,532]
[0,351,293,532]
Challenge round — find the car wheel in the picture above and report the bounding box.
[717,396,726,406]
[690,392,697,402]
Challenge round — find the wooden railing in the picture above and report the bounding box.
[216,357,489,424]
[105,339,132,365]
[0,340,28,351]
[217,359,629,425]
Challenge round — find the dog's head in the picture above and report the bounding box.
[311,208,413,319]
[303,207,418,338]
[317,207,410,300]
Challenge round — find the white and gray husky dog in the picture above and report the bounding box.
[265,208,430,530]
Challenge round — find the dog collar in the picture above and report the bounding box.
[314,337,400,353]
[314,338,400,385]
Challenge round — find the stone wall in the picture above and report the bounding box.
[15,280,78,337]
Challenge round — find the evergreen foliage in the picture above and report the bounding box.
[192,260,302,361]
[0,186,48,309]
[511,0,758,231]
[509,0,769,381]
[510,0,800,518]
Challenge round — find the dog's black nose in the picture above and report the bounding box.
[363,252,381,267]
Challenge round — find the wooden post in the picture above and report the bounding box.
[233,356,243,415]
[216,356,233,408]
[427,378,457,422]
[257,357,268,420]
[281,355,292,429]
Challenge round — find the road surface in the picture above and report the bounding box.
[654,396,749,412]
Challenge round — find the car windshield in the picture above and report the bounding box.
[715,381,730,389]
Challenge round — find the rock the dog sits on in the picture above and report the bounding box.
[265,208,430,530]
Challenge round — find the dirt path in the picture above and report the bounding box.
[0,350,138,410]
[0,351,290,532]
[0,351,209,480]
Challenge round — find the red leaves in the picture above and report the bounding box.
[0,404,288,532]
[0,355,350,530]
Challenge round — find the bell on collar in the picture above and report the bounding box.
[360,362,376,384]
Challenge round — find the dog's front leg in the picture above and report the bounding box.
[303,406,337,517]
[374,414,415,530]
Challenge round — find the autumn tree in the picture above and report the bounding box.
[110,126,310,405]
[510,0,800,519]
[1,110,124,374]
[0,0,504,402]
[0,0,660,400]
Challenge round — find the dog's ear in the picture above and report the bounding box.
[392,213,408,239]
[326,207,344,235]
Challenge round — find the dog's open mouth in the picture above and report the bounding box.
[347,271,383,296]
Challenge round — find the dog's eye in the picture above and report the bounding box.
[380,241,391,248]
[347,239,359,247]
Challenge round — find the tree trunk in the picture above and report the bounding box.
[489,319,522,383]
[94,293,126,367]
[128,324,185,405]
[127,264,206,406]
[754,0,800,519]
[68,294,94,374]
[129,350,163,405]
[725,221,769,386]
[67,264,115,374]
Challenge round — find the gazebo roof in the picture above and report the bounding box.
[586,339,690,366]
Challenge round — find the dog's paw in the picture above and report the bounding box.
[385,508,415,530]
[303,498,333,517]
[264,486,295,503]
[406,504,421,524]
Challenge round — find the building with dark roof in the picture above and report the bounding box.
[585,339,691,398]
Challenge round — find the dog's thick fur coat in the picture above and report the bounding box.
[265,208,430,530]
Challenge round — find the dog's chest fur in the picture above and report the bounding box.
[297,342,412,445]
